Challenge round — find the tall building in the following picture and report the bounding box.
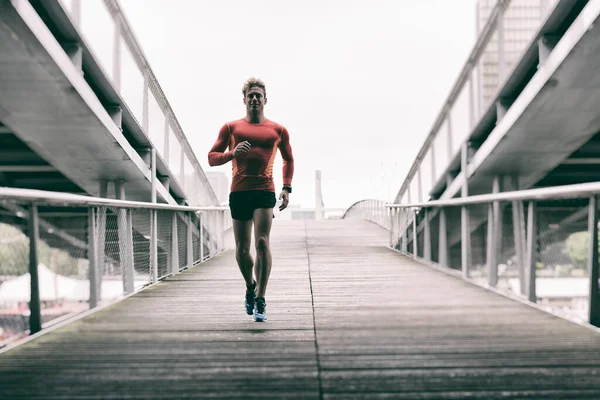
[476,0,558,109]
[204,171,229,205]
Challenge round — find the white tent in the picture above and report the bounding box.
[0,264,86,302]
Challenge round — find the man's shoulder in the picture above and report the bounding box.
[264,119,288,133]
[224,118,245,127]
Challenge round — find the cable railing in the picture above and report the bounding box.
[343,199,391,230]
[0,187,230,345]
[387,182,600,329]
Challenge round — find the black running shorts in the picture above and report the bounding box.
[229,190,276,221]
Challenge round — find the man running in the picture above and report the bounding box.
[208,77,294,322]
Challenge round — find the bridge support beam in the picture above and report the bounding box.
[62,42,83,73]
[538,35,560,66]
[588,196,600,327]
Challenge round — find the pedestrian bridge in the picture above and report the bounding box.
[2,215,600,399]
[2,0,600,397]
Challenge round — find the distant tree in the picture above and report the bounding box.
[0,223,80,276]
[564,231,600,272]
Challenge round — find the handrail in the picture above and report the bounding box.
[342,199,384,219]
[0,187,226,212]
[387,181,600,209]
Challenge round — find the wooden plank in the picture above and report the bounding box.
[1,220,600,399]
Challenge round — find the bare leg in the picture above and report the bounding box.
[253,208,273,298]
[232,218,254,286]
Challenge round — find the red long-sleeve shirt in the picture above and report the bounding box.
[208,118,294,193]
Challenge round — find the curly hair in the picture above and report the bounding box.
[242,77,266,98]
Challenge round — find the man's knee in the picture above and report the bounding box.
[255,236,269,252]
[236,245,251,258]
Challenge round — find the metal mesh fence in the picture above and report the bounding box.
[0,203,91,342]
[131,209,151,290]
[156,210,172,280]
[394,196,596,325]
[0,195,223,344]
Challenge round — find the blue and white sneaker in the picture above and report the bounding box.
[254,297,267,322]
[245,282,256,315]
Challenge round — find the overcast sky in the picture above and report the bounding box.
[118,0,479,209]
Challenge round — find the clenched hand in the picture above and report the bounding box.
[233,141,251,157]
[279,190,289,211]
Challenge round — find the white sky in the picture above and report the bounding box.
[119,0,480,209]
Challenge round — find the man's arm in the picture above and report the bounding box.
[208,123,234,166]
[279,127,294,187]
[278,127,294,211]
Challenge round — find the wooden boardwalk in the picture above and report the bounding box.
[2,219,600,399]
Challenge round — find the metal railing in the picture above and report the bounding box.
[42,0,219,206]
[0,187,230,344]
[395,0,560,206]
[343,199,391,230]
[387,182,600,328]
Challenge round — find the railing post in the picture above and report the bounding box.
[588,195,600,326]
[461,143,471,277]
[497,4,506,84]
[486,203,497,287]
[171,213,179,274]
[187,213,194,269]
[446,116,453,161]
[88,207,99,309]
[150,210,158,283]
[124,209,135,294]
[199,212,205,261]
[112,19,121,92]
[439,208,448,268]
[97,182,107,300]
[401,212,408,253]
[488,176,502,287]
[525,201,537,303]
[469,75,476,129]
[389,208,394,248]
[116,182,134,294]
[142,73,150,133]
[424,209,431,261]
[28,204,42,335]
[71,0,81,27]
[412,210,418,258]
[512,202,526,295]
[430,145,436,188]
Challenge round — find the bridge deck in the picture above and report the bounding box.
[2,220,600,399]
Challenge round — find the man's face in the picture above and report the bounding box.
[244,87,267,112]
